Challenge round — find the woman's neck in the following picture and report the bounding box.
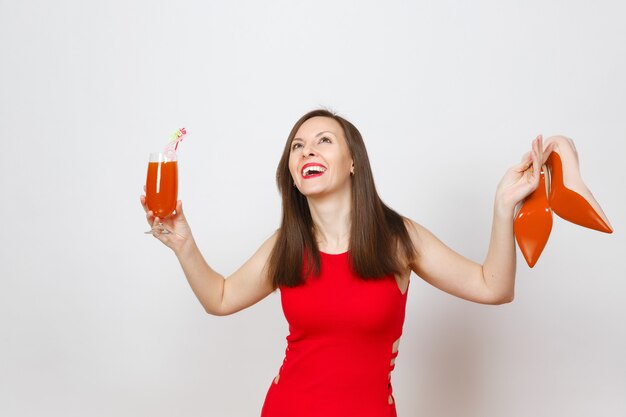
[307,191,352,253]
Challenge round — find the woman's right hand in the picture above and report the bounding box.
[493,135,553,216]
[140,192,194,254]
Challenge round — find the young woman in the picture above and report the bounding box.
[141,109,551,416]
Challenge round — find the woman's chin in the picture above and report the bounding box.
[300,188,325,198]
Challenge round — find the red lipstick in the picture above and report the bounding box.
[301,163,327,179]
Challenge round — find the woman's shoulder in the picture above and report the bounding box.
[401,216,425,242]
[400,216,439,270]
[396,217,417,269]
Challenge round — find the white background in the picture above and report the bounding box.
[1,1,625,416]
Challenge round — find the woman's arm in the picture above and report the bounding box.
[407,135,552,305]
[141,198,276,316]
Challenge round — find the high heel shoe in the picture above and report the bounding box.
[514,167,553,268]
[544,136,613,233]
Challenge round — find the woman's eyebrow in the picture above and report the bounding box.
[293,131,336,142]
[315,131,336,137]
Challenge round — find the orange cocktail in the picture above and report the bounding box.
[145,153,178,218]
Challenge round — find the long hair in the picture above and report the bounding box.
[267,109,416,288]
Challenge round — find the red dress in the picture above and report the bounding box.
[261,251,408,417]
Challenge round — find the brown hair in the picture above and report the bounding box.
[267,109,416,288]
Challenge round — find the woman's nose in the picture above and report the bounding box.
[302,143,317,157]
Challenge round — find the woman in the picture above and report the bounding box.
[141,109,550,416]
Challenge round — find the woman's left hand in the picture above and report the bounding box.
[495,135,554,214]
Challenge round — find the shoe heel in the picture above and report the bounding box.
[514,169,553,268]
[546,142,613,234]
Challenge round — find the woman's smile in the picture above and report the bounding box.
[301,163,327,179]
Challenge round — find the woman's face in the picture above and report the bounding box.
[288,116,354,198]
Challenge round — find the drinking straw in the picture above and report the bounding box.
[172,127,187,151]
[163,128,187,159]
